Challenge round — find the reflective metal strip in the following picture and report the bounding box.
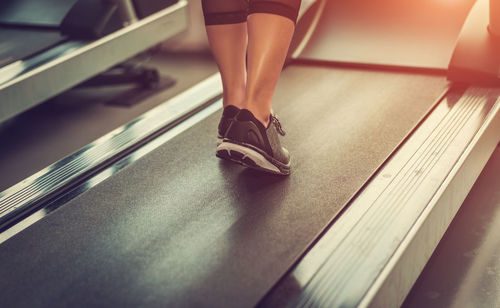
[0,73,223,229]
[279,87,500,307]
[0,96,223,244]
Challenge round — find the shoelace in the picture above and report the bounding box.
[271,114,286,136]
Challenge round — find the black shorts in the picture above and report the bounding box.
[202,0,302,26]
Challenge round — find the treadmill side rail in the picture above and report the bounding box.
[0,0,188,124]
[261,87,500,307]
[0,73,223,235]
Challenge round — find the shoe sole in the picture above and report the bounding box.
[216,136,242,164]
[216,141,290,175]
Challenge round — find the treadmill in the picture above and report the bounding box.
[1,0,499,307]
[0,0,188,124]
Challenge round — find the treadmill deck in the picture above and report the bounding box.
[0,65,448,307]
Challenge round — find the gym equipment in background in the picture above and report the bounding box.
[448,0,500,85]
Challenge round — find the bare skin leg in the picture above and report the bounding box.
[246,13,295,126]
[205,23,248,109]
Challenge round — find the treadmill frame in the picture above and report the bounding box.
[260,86,500,307]
[0,0,188,123]
[0,73,223,235]
[3,1,499,306]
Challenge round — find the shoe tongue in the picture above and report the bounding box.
[222,105,240,118]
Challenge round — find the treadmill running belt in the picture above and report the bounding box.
[0,28,66,69]
[0,0,77,27]
[0,65,448,307]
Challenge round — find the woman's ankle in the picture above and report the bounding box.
[222,88,246,109]
[222,97,245,110]
[245,107,270,127]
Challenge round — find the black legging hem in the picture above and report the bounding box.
[202,0,301,26]
[249,1,298,24]
[204,12,248,26]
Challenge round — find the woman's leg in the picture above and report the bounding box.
[208,0,301,174]
[202,0,249,109]
[245,14,294,126]
[205,23,247,109]
[245,0,301,126]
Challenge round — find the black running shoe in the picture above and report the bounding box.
[217,109,291,175]
[217,105,240,146]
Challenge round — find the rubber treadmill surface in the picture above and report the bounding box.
[0,65,448,307]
